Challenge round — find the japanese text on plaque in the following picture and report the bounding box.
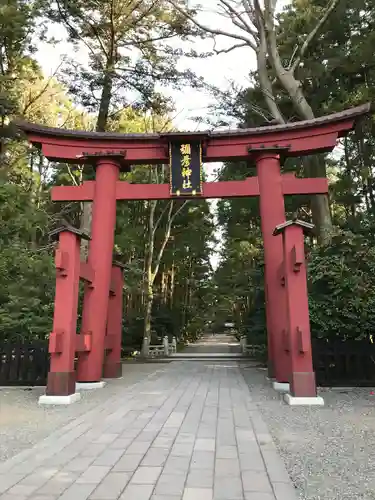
[180,144,192,190]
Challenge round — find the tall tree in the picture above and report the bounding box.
[142,168,187,351]
[46,0,203,249]
[0,0,41,117]
[0,0,43,168]
[213,0,375,347]
[167,0,342,242]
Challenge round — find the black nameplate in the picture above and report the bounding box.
[170,141,202,196]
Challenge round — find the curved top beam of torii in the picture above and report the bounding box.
[14,103,371,167]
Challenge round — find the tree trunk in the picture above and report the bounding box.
[80,68,114,257]
[96,70,113,133]
[304,155,332,244]
[143,198,157,351]
[263,7,333,243]
[344,136,356,219]
[169,262,175,307]
[256,20,285,124]
[80,201,92,259]
[143,285,153,353]
[275,76,332,243]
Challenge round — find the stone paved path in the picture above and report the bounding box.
[0,361,297,500]
[182,333,241,354]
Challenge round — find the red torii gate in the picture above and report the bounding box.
[16,103,370,405]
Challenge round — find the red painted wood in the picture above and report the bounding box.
[41,141,167,165]
[291,244,304,272]
[80,262,95,285]
[51,179,261,202]
[75,333,92,353]
[281,174,328,195]
[51,175,328,203]
[103,265,124,379]
[23,110,362,165]
[256,153,289,383]
[54,249,69,275]
[52,182,94,202]
[76,159,120,383]
[206,131,340,160]
[281,224,317,397]
[297,327,308,353]
[278,263,285,286]
[282,330,289,352]
[48,331,64,354]
[47,230,81,395]
[104,335,115,349]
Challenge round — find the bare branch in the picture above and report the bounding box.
[150,200,174,284]
[287,44,299,70]
[153,200,172,236]
[165,0,256,49]
[65,165,80,186]
[170,200,189,223]
[291,0,341,73]
[248,102,273,121]
[213,42,248,55]
[219,0,258,38]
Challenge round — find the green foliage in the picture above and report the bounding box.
[0,182,54,342]
[308,227,375,341]
[45,0,203,128]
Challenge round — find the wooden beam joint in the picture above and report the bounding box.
[55,249,69,276]
[76,332,92,352]
[297,327,308,353]
[292,245,304,272]
[80,262,95,286]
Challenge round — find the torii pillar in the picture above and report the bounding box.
[255,150,289,384]
[103,262,124,379]
[39,225,90,405]
[76,155,121,385]
[273,219,324,406]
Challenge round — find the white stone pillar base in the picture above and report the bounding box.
[284,393,324,406]
[272,381,290,393]
[38,393,81,405]
[76,381,106,390]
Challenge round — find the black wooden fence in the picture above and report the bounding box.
[1,338,375,387]
[312,339,375,387]
[0,341,49,386]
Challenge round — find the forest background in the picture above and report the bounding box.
[1,0,374,352]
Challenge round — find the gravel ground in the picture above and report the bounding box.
[0,361,164,463]
[241,364,375,500]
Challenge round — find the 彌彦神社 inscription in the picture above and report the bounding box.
[170,141,202,196]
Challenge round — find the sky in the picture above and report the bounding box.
[35,0,291,268]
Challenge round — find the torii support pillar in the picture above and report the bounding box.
[273,220,324,406]
[76,157,120,384]
[255,152,289,383]
[103,263,124,379]
[39,226,90,405]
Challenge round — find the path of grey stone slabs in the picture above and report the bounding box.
[0,361,298,500]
